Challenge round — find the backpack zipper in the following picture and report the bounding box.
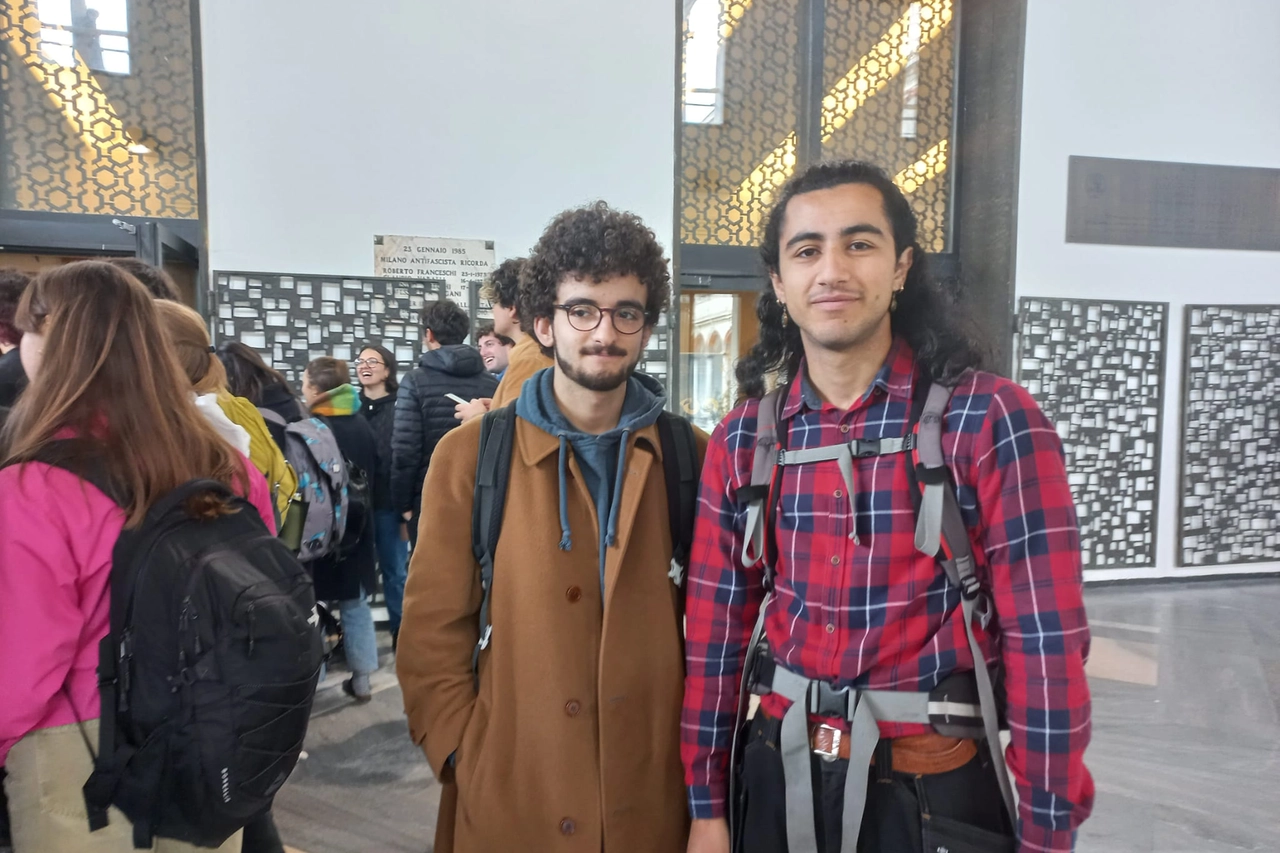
[247,602,256,657]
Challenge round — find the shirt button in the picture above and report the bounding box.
[839,424,850,434]
[826,623,836,634]
[830,555,840,565]
[566,586,582,603]
[833,489,843,498]
[560,818,576,836]
[565,700,581,717]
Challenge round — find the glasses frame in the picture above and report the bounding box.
[353,358,385,367]
[553,303,648,335]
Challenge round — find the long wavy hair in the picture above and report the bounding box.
[735,160,990,398]
[0,261,250,527]
[217,340,298,405]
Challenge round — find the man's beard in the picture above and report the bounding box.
[555,343,641,392]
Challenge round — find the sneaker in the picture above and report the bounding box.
[342,677,372,704]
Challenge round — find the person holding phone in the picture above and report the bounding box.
[390,300,498,547]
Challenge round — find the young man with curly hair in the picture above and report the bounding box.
[398,203,704,852]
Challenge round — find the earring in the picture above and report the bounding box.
[890,289,900,312]
[781,303,789,327]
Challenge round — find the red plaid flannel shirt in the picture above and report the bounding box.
[681,339,1093,852]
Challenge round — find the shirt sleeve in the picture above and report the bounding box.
[680,412,766,819]
[970,382,1094,853]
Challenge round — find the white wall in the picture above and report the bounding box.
[199,1,676,274]
[1017,0,1280,580]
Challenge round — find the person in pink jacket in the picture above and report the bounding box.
[0,261,275,852]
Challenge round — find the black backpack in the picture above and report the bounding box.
[28,442,324,849]
[469,407,700,676]
[334,459,371,561]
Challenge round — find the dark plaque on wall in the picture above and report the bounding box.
[212,272,446,385]
[1179,305,1280,566]
[1016,298,1167,569]
[1066,156,1280,252]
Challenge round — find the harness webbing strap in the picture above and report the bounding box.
[936,480,1018,823]
[913,382,951,556]
[742,389,783,568]
[768,664,941,853]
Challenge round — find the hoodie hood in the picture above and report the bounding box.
[419,344,488,378]
[310,383,361,417]
[516,368,666,590]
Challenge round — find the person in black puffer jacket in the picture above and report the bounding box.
[356,343,408,649]
[391,300,497,546]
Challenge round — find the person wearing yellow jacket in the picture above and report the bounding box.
[153,301,297,521]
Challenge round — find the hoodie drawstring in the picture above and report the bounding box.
[556,434,572,551]
[605,429,630,547]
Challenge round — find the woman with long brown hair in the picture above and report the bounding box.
[155,300,295,524]
[0,261,260,852]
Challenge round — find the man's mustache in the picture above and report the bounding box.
[580,345,628,357]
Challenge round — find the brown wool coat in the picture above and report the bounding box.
[398,412,706,853]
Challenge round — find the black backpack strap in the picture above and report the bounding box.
[657,411,699,575]
[470,406,517,684]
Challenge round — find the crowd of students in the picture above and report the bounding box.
[0,159,1094,853]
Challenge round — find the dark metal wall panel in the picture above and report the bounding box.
[1016,297,1168,569]
[1179,305,1280,567]
[1067,157,1280,252]
[211,271,445,385]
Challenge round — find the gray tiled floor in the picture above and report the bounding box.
[270,580,1280,853]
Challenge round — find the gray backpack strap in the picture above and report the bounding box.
[912,381,1017,825]
[912,382,952,557]
[938,488,1018,824]
[741,387,784,568]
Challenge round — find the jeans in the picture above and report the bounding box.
[335,588,379,680]
[736,712,1014,853]
[373,510,409,636]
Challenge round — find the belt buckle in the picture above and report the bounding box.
[813,723,842,763]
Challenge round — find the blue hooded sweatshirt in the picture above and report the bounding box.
[515,368,668,595]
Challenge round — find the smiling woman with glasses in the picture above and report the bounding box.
[353,343,409,649]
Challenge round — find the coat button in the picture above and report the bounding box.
[565,700,581,717]
[559,818,576,835]
[566,586,582,603]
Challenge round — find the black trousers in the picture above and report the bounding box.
[736,713,1015,853]
[241,809,285,853]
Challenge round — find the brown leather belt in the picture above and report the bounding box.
[809,725,976,775]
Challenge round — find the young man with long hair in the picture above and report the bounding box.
[682,161,1093,853]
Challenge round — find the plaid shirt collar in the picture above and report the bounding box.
[780,335,918,422]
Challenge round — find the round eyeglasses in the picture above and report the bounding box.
[554,304,646,335]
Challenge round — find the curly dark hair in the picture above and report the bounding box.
[0,268,32,347]
[108,257,181,302]
[521,201,670,355]
[474,323,514,347]
[737,160,990,398]
[420,299,470,347]
[481,257,527,311]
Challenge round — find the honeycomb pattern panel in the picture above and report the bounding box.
[1016,298,1168,569]
[680,0,800,247]
[0,0,198,217]
[822,0,955,252]
[213,272,447,386]
[1180,305,1280,566]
